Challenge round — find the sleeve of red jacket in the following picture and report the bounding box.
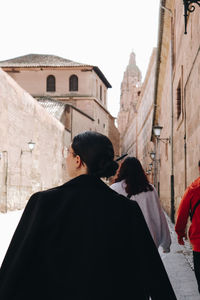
[175,187,192,239]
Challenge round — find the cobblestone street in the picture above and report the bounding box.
[159,214,200,299]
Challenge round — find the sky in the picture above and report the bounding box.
[0,0,160,117]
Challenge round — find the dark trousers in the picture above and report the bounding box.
[193,251,200,293]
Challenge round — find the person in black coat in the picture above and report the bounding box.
[0,131,177,299]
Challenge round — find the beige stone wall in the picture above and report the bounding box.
[158,53,172,214]
[108,116,120,158]
[75,99,109,135]
[6,68,107,107]
[152,0,200,217]
[71,109,93,139]
[0,68,69,212]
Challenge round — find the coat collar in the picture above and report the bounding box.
[61,174,107,189]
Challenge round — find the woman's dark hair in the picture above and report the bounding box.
[115,157,153,197]
[72,131,118,178]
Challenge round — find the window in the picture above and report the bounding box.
[69,75,78,91]
[100,85,102,101]
[176,80,182,119]
[47,75,56,92]
[96,80,98,98]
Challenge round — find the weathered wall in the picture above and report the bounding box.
[71,108,94,139]
[0,68,69,212]
[6,69,107,107]
[108,116,120,158]
[153,0,200,217]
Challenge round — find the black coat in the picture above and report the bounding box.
[0,175,176,299]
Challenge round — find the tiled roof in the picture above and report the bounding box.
[37,98,94,121]
[0,54,90,68]
[37,98,66,121]
[0,54,112,88]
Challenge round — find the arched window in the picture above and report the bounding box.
[69,75,78,91]
[47,75,56,92]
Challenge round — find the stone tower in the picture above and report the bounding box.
[117,51,142,135]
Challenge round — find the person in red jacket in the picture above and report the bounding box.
[175,160,200,293]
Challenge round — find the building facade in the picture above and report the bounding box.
[117,52,142,136]
[0,54,119,156]
[117,49,157,179]
[0,54,119,212]
[151,0,200,220]
[117,0,200,222]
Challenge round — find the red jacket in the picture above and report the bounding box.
[175,177,200,251]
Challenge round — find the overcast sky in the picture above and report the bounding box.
[0,0,160,117]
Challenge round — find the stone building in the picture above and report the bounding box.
[117,52,142,136]
[0,55,119,212]
[0,54,119,156]
[151,0,200,221]
[117,49,157,178]
[117,0,200,222]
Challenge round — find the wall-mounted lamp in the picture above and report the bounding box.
[149,162,153,169]
[153,125,170,143]
[21,140,36,155]
[28,140,36,151]
[183,0,200,34]
[150,151,156,160]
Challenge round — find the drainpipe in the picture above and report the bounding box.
[161,5,175,222]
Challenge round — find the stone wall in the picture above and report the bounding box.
[152,0,200,217]
[0,68,69,212]
[6,68,108,108]
[108,115,120,158]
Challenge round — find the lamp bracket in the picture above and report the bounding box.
[183,0,200,34]
[158,137,171,144]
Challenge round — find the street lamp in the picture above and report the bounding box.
[153,125,170,143]
[150,151,156,160]
[149,162,153,169]
[153,125,163,138]
[28,140,36,152]
[21,140,36,155]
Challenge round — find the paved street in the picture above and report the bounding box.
[0,210,200,299]
[159,214,200,299]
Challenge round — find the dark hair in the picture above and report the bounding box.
[115,157,153,197]
[72,131,118,178]
[199,160,200,167]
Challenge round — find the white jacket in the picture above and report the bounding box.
[110,180,171,252]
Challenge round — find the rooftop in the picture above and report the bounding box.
[0,54,111,88]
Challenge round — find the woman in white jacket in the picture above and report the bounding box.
[110,156,171,253]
